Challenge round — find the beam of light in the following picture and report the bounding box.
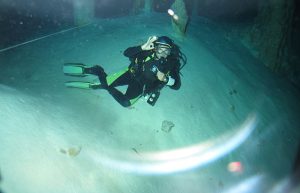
[167,9,179,21]
[222,175,264,193]
[0,23,92,53]
[167,9,175,16]
[86,114,257,175]
[173,14,179,20]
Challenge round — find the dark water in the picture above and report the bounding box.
[0,0,261,49]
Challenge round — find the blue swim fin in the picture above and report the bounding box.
[63,63,87,77]
[64,81,102,89]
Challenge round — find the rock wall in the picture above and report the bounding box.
[171,0,189,36]
[144,0,153,13]
[246,0,299,86]
[73,0,95,26]
[248,0,294,71]
[191,0,200,16]
[132,0,145,14]
[186,0,299,87]
[196,0,258,21]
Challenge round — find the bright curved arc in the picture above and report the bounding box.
[87,114,258,175]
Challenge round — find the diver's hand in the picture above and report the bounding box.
[141,36,158,50]
[156,70,167,82]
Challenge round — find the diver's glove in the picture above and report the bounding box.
[141,36,158,51]
[156,70,175,86]
[165,76,175,86]
[155,69,174,86]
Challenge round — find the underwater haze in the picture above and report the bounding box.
[0,1,300,193]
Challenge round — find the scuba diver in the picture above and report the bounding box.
[63,36,186,107]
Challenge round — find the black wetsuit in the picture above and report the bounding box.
[88,46,181,107]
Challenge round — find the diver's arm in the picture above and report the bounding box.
[156,70,177,88]
[169,74,181,90]
[123,46,143,58]
[155,59,181,89]
[165,76,176,86]
[124,36,157,57]
[168,62,181,90]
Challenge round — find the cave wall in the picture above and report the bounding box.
[246,0,300,88]
[94,0,132,18]
[0,0,73,49]
[196,0,258,21]
[248,0,295,73]
[170,0,189,36]
[153,0,174,12]
[132,0,145,14]
[191,0,299,88]
[144,0,153,13]
[73,0,95,26]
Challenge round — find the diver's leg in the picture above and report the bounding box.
[85,66,141,107]
[106,87,131,107]
[109,71,132,87]
[85,69,133,107]
[124,81,144,100]
[107,74,142,107]
[84,65,108,88]
[107,82,143,107]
